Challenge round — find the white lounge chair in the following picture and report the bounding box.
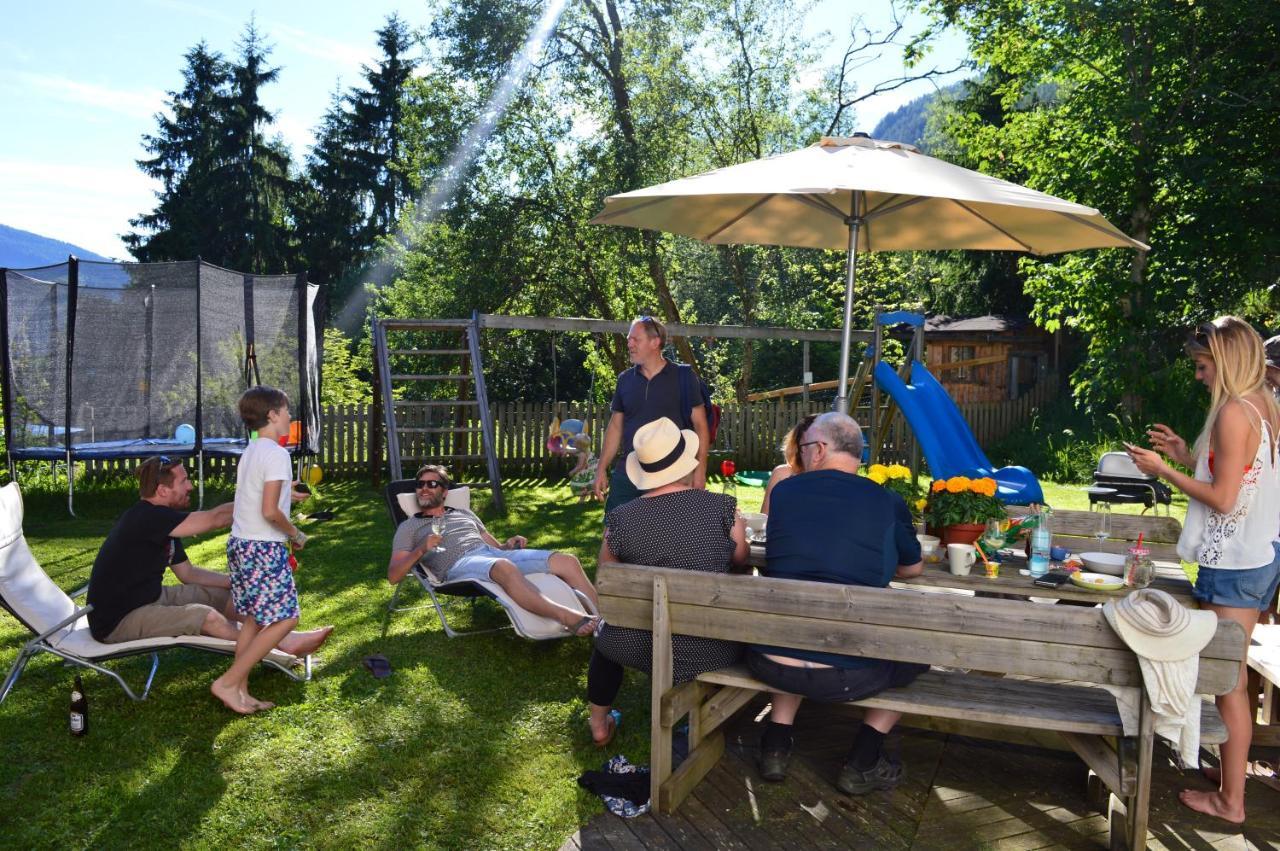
[383,480,591,640]
[0,482,309,703]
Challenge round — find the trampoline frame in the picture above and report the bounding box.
[0,256,322,515]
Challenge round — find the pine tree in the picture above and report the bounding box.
[124,42,230,262]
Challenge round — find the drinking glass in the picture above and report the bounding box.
[982,519,1005,553]
[1094,504,1111,548]
[430,515,447,552]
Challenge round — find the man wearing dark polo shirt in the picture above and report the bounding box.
[591,316,709,511]
[87,456,331,657]
[747,412,924,795]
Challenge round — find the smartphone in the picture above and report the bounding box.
[1033,571,1073,588]
[295,483,311,494]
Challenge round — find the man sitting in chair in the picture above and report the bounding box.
[387,465,600,635]
[87,456,333,656]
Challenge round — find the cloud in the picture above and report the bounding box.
[0,160,159,259]
[3,70,165,120]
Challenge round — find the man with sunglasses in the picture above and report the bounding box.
[592,315,710,511]
[86,456,332,656]
[388,465,600,634]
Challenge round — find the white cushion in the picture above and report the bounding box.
[397,485,471,518]
[53,626,297,666]
[0,483,80,637]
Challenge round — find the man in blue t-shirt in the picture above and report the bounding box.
[591,316,709,511]
[749,412,924,795]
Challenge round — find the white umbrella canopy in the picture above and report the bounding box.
[591,135,1145,412]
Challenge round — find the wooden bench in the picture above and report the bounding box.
[597,562,1247,850]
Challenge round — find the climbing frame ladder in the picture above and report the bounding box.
[372,313,505,513]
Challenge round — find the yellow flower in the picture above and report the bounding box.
[946,476,969,494]
[868,463,888,478]
[931,480,947,493]
[976,478,997,497]
[889,464,911,479]
[868,468,888,484]
[914,498,927,512]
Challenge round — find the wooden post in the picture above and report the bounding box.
[650,575,673,812]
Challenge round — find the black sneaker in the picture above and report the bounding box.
[759,746,792,782]
[836,753,904,795]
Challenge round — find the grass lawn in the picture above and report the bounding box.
[0,471,1182,849]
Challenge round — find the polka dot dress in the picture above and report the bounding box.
[597,488,742,683]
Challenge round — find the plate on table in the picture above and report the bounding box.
[1079,551,1126,576]
[1070,571,1125,592]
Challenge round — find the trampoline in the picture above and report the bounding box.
[1,257,322,514]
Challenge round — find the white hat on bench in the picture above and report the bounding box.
[1103,588,1217,661]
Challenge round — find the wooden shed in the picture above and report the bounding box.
[922,315,1054,403]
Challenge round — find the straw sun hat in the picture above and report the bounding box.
[1102,588,1217,661]
[626,417,700,490]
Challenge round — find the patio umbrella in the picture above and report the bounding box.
[590,134,1146,413]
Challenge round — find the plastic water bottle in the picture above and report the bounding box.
[69,674,87,737]
[1029,508,1053,578]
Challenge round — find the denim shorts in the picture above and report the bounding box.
[1193,542,1280,610]
[444,545,554,583]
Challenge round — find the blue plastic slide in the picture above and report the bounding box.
[873,360,1044,505]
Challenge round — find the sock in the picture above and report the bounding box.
[761,721,794,752]
[848,725,887,771]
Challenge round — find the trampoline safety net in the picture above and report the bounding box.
[1,258,322,462]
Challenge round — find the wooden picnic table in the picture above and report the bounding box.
[747,543,1197,606]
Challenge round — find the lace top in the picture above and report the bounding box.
[1178,402,1280,569]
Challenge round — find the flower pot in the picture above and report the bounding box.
[940,522,986,546]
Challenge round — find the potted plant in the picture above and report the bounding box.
[924,476,1005,545]
[865,463,926,522]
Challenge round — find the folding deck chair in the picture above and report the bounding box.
[383,480,590,640]
[0,482,309,703]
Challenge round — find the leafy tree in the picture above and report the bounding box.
[320,327,373,405]
[916,0,1280,413]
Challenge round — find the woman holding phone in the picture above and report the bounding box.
[1128,316,1280,824]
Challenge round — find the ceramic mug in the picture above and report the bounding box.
[947,543,976,576]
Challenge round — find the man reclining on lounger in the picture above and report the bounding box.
[387,465,600,635]
[86,456,332,657]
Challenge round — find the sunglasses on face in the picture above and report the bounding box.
[416,479,446,490]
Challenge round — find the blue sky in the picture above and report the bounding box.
[0,1,968,260]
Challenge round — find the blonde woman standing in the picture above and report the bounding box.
[1129,316,1280,824]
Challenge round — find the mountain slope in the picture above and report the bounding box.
[0,224,113,269]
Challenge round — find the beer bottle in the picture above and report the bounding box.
[69,674,88,737]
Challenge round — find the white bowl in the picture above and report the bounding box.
[1079,551,1126,576]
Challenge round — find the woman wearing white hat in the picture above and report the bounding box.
[1129,316,1280,823]
[585,417,749,746]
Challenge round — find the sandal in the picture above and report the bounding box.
[567,615,600,637]
[593,709,622,748]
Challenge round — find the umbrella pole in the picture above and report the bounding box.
[833,197,863,416]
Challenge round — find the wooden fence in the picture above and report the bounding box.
[72,375,1057,481]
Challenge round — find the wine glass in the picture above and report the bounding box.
[1094,504,1111,549]
[982,519,1005,555]
[430,514,447,552]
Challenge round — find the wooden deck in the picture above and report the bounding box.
[561,698,1280,850]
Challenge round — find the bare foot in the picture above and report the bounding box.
[280,625,334,656]
[210,679,255,715]
[243,691,275,712]
[589,712,616,745]
[1179,788,1245,824]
